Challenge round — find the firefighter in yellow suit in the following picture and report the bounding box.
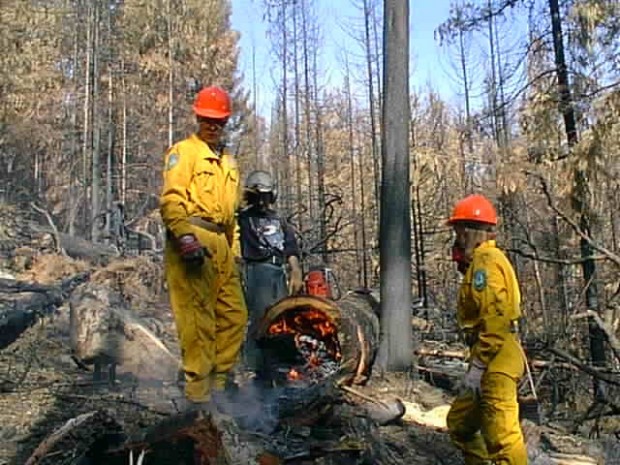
[447,194,528,465]
[160,85,247,407]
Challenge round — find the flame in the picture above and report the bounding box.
[268,308,338,338]
[287,368,301,380]
[266,307,342,364]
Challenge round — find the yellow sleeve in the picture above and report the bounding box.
[470,257,513,366]
[224,155,242,256]
[159,146,195,238]
[227,214,241,258]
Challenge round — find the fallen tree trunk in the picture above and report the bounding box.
[545,346,620,386]
[0,272,90,349]
[57,232,119,264]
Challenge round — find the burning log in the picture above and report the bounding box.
[256,291,380,388]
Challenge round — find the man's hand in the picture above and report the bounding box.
[462,358,485,397]
[178,234,210,268]
[287,256,304,295]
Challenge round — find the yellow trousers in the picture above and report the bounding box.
[447,372,528,465]
[164,227,247,402]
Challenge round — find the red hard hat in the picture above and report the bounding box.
[193,86,232,119]
[448,194,498,225]
[305,269,332,299]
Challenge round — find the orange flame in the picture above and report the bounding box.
[267,307,342,362]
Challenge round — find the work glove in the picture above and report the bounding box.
[461,358,485,397]
[178,234,210,270]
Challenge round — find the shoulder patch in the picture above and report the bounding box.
[166,153,179,170]
[472,269,487,291]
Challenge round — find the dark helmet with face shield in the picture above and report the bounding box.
[244,170,278,203]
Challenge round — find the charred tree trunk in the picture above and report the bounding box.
[0,272,90,349]
[379,0,412,371]
[548,0,606,390]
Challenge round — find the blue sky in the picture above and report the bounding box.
[230,0,459,119]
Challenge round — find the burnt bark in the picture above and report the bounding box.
[379,0,412,371]
[0,272,90,349]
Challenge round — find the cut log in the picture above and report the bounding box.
[401,401,450,431]
[257,291,380,387]
[339,385,405,425]
[69,283,179,381]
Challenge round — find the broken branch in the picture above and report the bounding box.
[571,310,620,363]
[544,346,620,386]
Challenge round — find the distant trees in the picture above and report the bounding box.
[0,0,253,241]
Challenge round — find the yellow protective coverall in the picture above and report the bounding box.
[160,133,247,403]
[447,240,527,465]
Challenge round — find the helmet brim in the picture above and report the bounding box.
[193,106,231,119]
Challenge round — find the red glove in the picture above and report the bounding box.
[178,234,210,270]
[179,234,202,257]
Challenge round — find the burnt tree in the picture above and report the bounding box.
[378,0,413,371]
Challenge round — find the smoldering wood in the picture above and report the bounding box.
[24,410,124,465]
[102,410,271,465]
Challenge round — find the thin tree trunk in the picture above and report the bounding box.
[301,0,314,223]
[104,5,114,244]
[68,8,80,236]
[82,0,93,235]
[313,54,327,262]
[293,5,303,231]
[252,44,259,167]
[281,1,291,215]
[458,29,473,193]
[363,0,380,232]
[410,123,427,307]
[90,0,101,243]
[344,58,362,285]
[487,0,500,146]
[166,0,174,147]
[120,58,127,206]
[358,140,370,289]
[371,0,383,119]
[548,0,606,390]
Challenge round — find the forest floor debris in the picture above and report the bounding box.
[0,251,618,464]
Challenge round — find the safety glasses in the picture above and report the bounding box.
[197,116,228,128]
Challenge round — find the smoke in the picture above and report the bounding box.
[213,381,281,434]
